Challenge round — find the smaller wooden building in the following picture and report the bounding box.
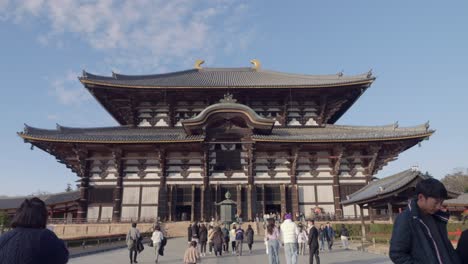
[0,191,79,222]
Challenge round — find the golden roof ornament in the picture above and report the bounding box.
[194,59,205,69]
[250,59,261,70]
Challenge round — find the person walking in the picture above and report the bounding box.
[280,213,299,264]
[207,226,214,255]
[184,241,201,264]
[265,218,280,264]
[199,224,208,257]
[0,197,69,264]
[221,224,230,253]
[126,222,141,264]
[339,224,349,250]
[297,225,308,255]
[230,225,237,255]
[318,225,327,252]
[235,225,245,256]
[187,224,192,245]
[308,219,320,264]
[151,225,164,263]
[324,222,334,251]
[191,221,200,245]
[245,224,255,254]
[390,178,462,264]
[212,227,224,257]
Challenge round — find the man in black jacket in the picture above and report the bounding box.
[307,219,320,264]
[389,178,461,264]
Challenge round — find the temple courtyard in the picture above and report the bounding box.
[69,236,391,264]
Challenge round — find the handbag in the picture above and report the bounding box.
[149,240,154,247]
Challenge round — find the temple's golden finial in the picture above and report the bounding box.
[194,59,205,69]
[250,59,261,70]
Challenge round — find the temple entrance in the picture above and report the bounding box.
[265,204,281,214]
[176,205,191,221]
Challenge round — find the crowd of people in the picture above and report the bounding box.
[0,177,467,264]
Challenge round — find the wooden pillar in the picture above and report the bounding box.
[49,206,55,219]
[200,185,206,221]
[291,184,299,221]
[202,146,210,222]
[158,148,168,221]
[112,149,123,221]
[236,185,242,218]
[214,184,220,221]
[369,205,375,224]
[388,202,394,223]
[168,185,174,221]
[191,184,195,222]
[261,184,266,215]
[246,143,254,221]
[280,184,287,217]
[77,175,89,220]
[359,204,366,241]
[332,147,344,219]
[247,185,253,221]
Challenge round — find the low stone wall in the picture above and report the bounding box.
[51,223,154,240]
[51,221,262,240]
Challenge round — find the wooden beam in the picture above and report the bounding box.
[112,148,123,221]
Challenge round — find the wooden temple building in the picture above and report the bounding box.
[18,60,434,222]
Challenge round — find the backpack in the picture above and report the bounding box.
[235,229,244,240]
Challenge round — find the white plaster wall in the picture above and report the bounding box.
[122,187,140,204]
[318,204,335,214]
[100,206,113,221]
[316,185,334,202]
[298,186,316,203]
[141,187,159,204]
[299,205,315,219]
[121,206,139,220]
[87,206,100,221]
[140,206,158,219]
[343,205,356,218]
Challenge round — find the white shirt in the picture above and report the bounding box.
[280,219,299,244]
[151,230,164,244]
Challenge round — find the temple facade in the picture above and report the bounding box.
[19,60,433,222]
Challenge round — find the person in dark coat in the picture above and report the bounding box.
[390,178,461,264]
[199,224,208,256]
[245,224,255,254]
[211,227,224,256]
[307,219,320,264]
[191,222,200,244]
[457,229,468,264]
[187,224,192,245]
[0,197,69,264]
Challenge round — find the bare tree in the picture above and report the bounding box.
[441,168,468,193]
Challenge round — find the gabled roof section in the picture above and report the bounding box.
[444,193,468,206]
[80,68,375,89]
[253,123,434,143]
[17,123,433,144]
[182,94,275,135]
[341,169,429,205]
[0,191,80,210]
[18,124,204,143]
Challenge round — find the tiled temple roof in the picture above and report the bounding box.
[0,191,79,210]
[80,68,375,89]
[19,125,204,143]
[341,169,429,205]
[18,123,432,144]
[444,193,468,206]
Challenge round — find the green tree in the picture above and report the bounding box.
[65,183,72,192]
[441,168,468,193]
[0,211,10,233]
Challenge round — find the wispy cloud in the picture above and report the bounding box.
[47,71,91,105]
[1,0,252,71]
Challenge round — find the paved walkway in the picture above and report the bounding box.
[69,237,392,264]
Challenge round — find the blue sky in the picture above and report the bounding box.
[0,0,467,196]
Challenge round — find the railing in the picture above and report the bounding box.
[48,217,159,225]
